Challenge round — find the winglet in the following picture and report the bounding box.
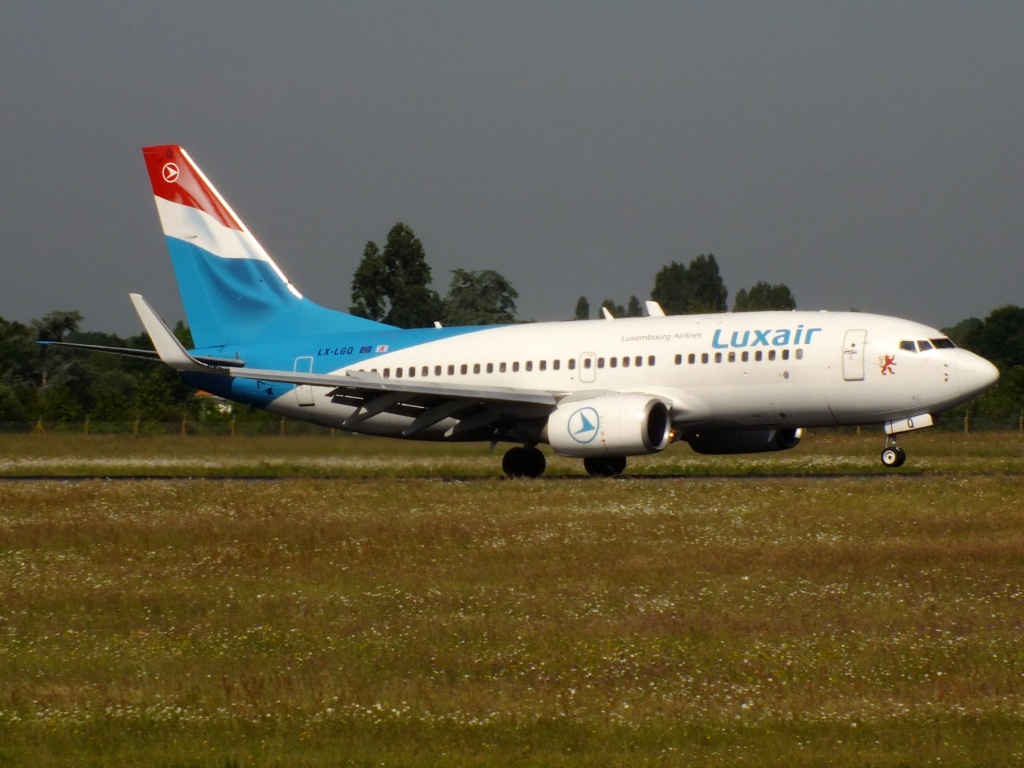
[129,293,211,373]
[645,301,665,317]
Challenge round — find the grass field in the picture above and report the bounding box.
[1,432,1023,766]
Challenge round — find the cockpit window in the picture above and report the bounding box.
[916,340,934,352]
[899,340,917,353]
[931,338,956,349]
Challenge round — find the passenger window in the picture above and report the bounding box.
[622,356,630,368]
[768,350,776,361]
[407,367,415,378]
[741,351,749,362]
[460,364,468,375]
[714,352,722,363]
[383,368,391,378]
[539,360,547,371]
[582,358,591,369]
[422,366,429,377]
[526,361,533,372]
[396,368,403,379]
[674,354,682,365]
[688,353,696,364]
[597,358,605,368]
[728,352,736,363]
[610,357,618,368]
[553,359,561,371]
[473,363,481,374]
[635,356,643,367]
[513,362,520,372]
[795,349,804,360]
[499,362,507,373]
[755,350,763,362]
[701,352,709,364]
[568,359,576,370]
[447,364,455,376]
[648,355,655,366]
[486,362,494,373]
[782,349,790,361]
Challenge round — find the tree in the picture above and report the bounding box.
[349,223,441,328]
[625,296,644,318]
[942,317,983,348]
[962,305,1024,372]
[349,241,388,321]
[733,281,797,312]
[33,309,83,343]
[440,269,519,326]
[651,254,728,314]
[574,296,590,320]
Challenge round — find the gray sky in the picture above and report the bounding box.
[3,2,1023,334]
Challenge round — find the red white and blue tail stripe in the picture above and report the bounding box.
[142,145,390,349]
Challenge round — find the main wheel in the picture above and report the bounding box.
[583,456,627,476]
[503,446,546,478]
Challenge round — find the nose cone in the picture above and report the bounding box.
[958,351,1000,398]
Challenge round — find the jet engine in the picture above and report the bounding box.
[687,427,803,455]
[546,395,671,457]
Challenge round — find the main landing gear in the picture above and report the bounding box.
[502,445,546,478]
[501,447,631,478]
[880,437,907,468]
[583,456,627,477]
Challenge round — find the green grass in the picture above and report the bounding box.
[1,434,1023,765]
[1,429,1023,477]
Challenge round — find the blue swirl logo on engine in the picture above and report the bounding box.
[567,407,599,444]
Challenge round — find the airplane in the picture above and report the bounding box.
[51,145,1000,477]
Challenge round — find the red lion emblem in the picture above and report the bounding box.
[879,354,896,375]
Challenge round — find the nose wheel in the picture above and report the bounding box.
[880,439,907,468]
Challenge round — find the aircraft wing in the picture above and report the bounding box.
[130,293,559,438]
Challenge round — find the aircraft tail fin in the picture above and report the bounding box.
[142,145,392,349]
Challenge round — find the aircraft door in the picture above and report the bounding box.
[579,352,597,383]
[293,356,315,406]
[842,330,867,381]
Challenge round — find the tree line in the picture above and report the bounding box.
[2,222,1022,426]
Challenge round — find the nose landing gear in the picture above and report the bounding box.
[880,437,907,468]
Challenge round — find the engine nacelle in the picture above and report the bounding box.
[687,427,803,455]
[546,395,671,457]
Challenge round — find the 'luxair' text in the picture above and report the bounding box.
[712,325,821,349]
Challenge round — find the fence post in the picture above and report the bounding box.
[84,415,90,436]
[134,417,140,436]
[230,415,236,437]
[964,411,969,434]
[279,418,286,436]
[33,416,45,434]
[181,415,187,437]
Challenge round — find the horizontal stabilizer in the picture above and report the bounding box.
[36,340,245,368]
[130,293,214,373]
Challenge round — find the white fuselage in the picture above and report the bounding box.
[257,310,996,441]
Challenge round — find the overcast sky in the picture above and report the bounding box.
[3,2,1023,334]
